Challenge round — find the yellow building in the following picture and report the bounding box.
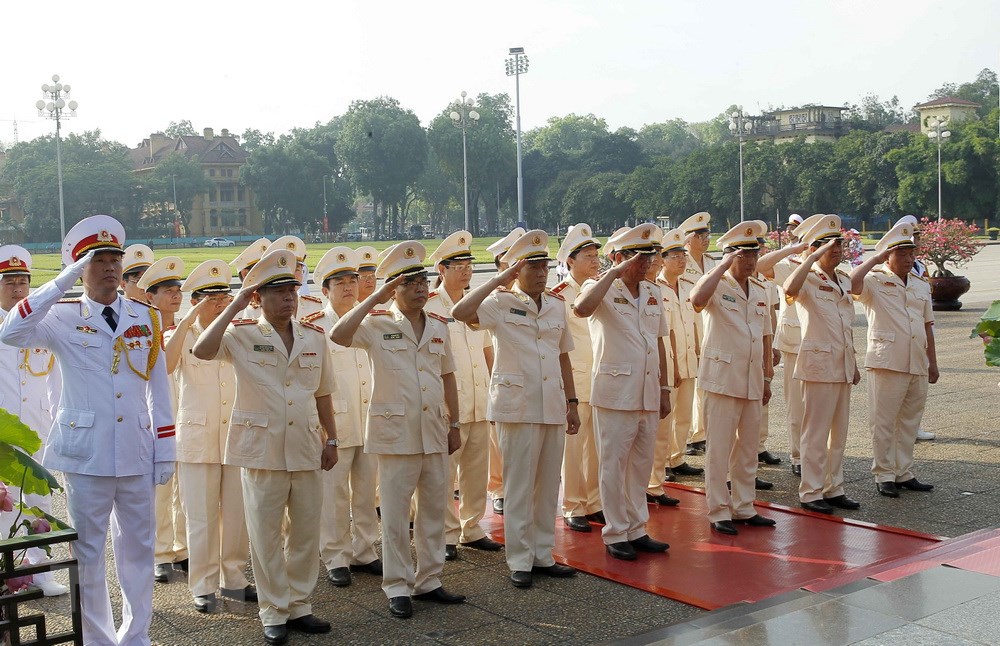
[129,128,263,237]
[914,96,981,134]
[749,106,849,144]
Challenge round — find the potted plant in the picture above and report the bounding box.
[917,217,985,311]
[988,227,999,241]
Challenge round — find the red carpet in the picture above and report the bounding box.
[481,484,943,610]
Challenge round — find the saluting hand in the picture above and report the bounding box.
[374,274,406,305]
[177,297,208,329]
[232,280,265,310]
[496,258,528,285]
[719,251,737,271]
[809,238,840,262]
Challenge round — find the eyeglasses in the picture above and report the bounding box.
[204,293,234,302]
[400,276,431,288]
[446,262,473,272]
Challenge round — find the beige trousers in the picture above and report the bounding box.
[757,402,771,453]
[667,378,696,468]
[319,446,380,570]
[868,369,928,483]
[647,388,679,495]
[561,402,601,517]
[446,420,490,544]
[241,468,322,626]
[497,422,565,572]
[177,462,250,596]
[782,352,804,466]
[377,452,449,599]
[594,407,658,544]
[704,391,761,522]
[689,380,708,444]
[487,422,504,500]
[154,471,188,563]
[799,381,851,503]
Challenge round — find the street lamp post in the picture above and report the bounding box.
[728,110,752,220]
[927,117,951,221]
[505,47,529,228]
[35,75,78,244]
[450,91,480,234]
[322,174,329,240]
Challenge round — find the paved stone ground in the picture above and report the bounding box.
[15,247,1000,645]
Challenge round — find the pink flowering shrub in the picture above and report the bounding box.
[765,228,863,266]
[917,218,984,277]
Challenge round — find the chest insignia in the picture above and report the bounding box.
[509,308,527,317]
[722,294,737,303]
[383,333,403,340]
[613,297,629,305]
[76,325,98,334]
[646,297,658,306]
[818,284,835,292]
[253,344,274,352]
[431,337,444,344]
[123,324,152,338]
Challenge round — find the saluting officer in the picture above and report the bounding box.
[679,212,715,454]
[850,222,939,497]
[355,246,379,301]
[193,249,338,645]
[452,230,580,589]
[264,236,323,319]
[331,241,466,620]
[0,215,176,645]
[784,214,862,515]
[0,246,69,597]
[551,224,605,532]
[164,260,254,613]
[230,237,272,320]
[303,247,382,587]
[426,232,503,559]
[689,221,776,536]
[120,243,153,300]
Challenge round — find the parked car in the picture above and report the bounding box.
[204,237,236,247]
[345,232,362,242]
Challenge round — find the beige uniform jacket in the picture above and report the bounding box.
[551,274,594,403]
[219,316,334,471]
[302,306,371,448]
[772,257,803,353]
[685,253,717,340]
[583,278,669,412]
[297,294,324,320]
[695,274,771,401]
[425,289,490,423]
[857,267,934,376]
[169,321,236,463]
[351,303,455,455]
[473,286,574,425]
[657,277,699,382]
[791,268,857,383]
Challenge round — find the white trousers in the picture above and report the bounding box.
[561,402,601,517]
[689,380,708,444]
[497,422,564,572]
[667,378,695,468]
[241,468,322,627]
[782,352,804,465]
[65,473,155,646]
[757,401,771,453]
[703,392,761,523]
[319,446,379,570]
[868,369,928,483]
[377,452,448,598]
[177,462,249,596]
[593,407,658,544]
[799,381,851,502]
[648,388,680,495]
[154,471,187,563]
[487,422,504,500]
[446,420,490,544]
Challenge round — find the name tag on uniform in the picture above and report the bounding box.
[818,285,835,292]
[613,297,629,305]
[509,308,527,316]
[383,333,403,340]
[722,294,737,303]
[253,344,274,352]
[431,337,444,344]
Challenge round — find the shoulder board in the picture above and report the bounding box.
[127,297,153,308]
[300,321,324,333]
[427,311,450,323]
[300,294,322,303]
[367,309,392,316]
[551,281,569,294]
[678,276,695,285]
[427,290,439,298]
[748,276,765,287]
[165,325,177,332]
[913,273,928,282]
[546,289,565,301]
[232,319,257,326]
[301,311,324,324]
[494,286,512,293]
[789,257,802,265]
[836,268,850,277]
[56,298,81,304]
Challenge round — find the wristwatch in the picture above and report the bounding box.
[449,422,460,430]
[325,438,339,447]
[567,398,579,404]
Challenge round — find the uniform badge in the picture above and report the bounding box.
[301,351,317,357]
[253,344,274,352]
[757,301,766,307]
[818,285,835,292]
[383,333,403,340]
[509,308,527,316]
[76,325,98,334]
[431,337,444,344]
[123,324,152,338]
[646,297,658,306]
[613,297,629,305]
[722,294,737,303]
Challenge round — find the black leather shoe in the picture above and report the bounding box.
[492,498,504,515]
[646,493,680,506]
[564,516,592,532]
[711,520,738,535]
[288,614,331,634]
[629,535,669,553]
[801,499,835,514]
[758,451,782,465]
[154,563,170,583]
[173,558,189,573]
[672,462,704,476]
[389,596,412,618]
[792,464,802,477]
[755,477,774,490]
[605,541,638,561]
[531,563,576,577]
[350,559,383,576]
[877,482,900,498]
[824,494,861,510]
[413,587,466,604]
[663,468,676,482]
[585,511,606,524]
[221,585,258,603]
[734,514,776,527]
[445,544,458,561]
[897,478,934,492]
[462,537,503,551]
[263,624,288,645]
[510,570,532,588]
[327,567,351,587]
[685,441,706,455]
[193,593,216,613]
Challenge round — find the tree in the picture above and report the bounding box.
[560,172,631,231]
[844,94,911,132]
[164,120,197,138]
[526,113,610,159]
[636,120,702,160]
[144,153,212,235]
[930,68,999,119]
[240,137,329,236]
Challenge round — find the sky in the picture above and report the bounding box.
[2,0,998,149]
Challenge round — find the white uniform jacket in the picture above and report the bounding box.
[0,307,61,437]
[425,289,490,424]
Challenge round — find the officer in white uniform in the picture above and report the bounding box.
[355,246,379,301]
[0,246,69,597]
[551,224,605,532]
[303,247,382,587]
[679,212,716,453]
[230,238,272,320]
[331,241,466,620]
[452,230,580,589]
[0,215,176,646]
[264,236,323,319]
[120,244,153,301]
[851,222,939,497]
[426,231,503,558]
[164,260,253,612]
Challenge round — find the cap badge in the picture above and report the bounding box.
[278,257,288,267]
[98,230,111,242]
[9,257,21,266]
[829,219,836,228]
[364,252,372,259]
[745,227,754,236]
[136,250,144,258]
[902,228,909,235]
[582,227,590,236]
[697,215,704,222]
[532,235,542,245]
[459,236,466,245]
[210,267,220,276]
[337,253,346,262]
[287,242,295,249]
[641,229,651,240]
[404,247,415,258]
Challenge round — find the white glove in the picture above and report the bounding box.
[54,250,96,292]
[153,462,175,486]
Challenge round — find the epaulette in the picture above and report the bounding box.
[367,309,392,316]
[300,321,324,333]
[56,298,80,304]
[494,286,512,293]
[748,276,765,288]
[301,311,324,324]
[789,257,802,265]
[546,289,565,301]
[428,290,439,298]
[427,311,449,324]
[551,281,569,294]
[232,319,257,326]
[165,325,177,332]
[300,295,322,304]
[678,276,695,285]
[836,268,850,278]
[913,273,928,282]
[127,297,153,309]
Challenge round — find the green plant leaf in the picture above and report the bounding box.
[0,444,60,496]
[983,301,1000,321]
[0,409,42,455]
[986,338,1000,367]
[971,320,1000,338]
